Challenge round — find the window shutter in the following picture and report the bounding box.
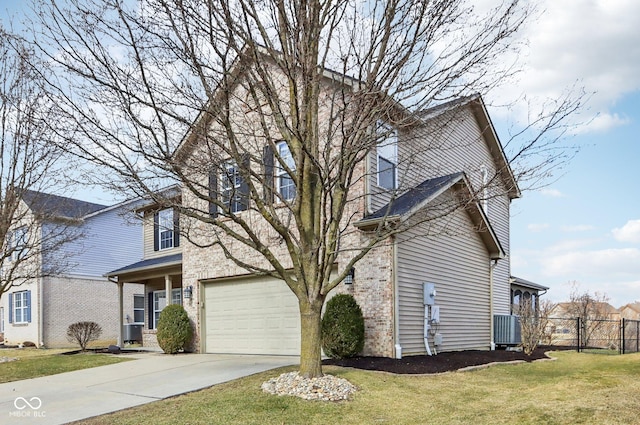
[153,212,159,251]
[263,145,274,203]
[209,169,218,218]
[148,292,154,329]
[239,154,250,211]
[173,208,180,247]
[8,293,13,323]
[26,290,31,323]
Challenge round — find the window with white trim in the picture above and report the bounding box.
[152,289,182,329]
[12,291,30,324]
[276,141,296,201]
[376,121,398,190]
[221,161,247,213]
[133,294,145,324]
[0,307,4,333]
[158,209,175,250]
[480,166,489,214]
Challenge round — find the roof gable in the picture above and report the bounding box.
[355,172,505,260]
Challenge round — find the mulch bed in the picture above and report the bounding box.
[322,347,556,374]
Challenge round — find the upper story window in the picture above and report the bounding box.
[10,226,28,261]
[154,208,179,251]
[376,121,398,190]
[276,141,296,201]
[221,161,248,213]
[480,166,489,215]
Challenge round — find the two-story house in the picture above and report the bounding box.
[1,190,144,348]
[107,58,534,358]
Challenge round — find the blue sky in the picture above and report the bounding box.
[2,0,639,306]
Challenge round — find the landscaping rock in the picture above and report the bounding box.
[261,372,357,401]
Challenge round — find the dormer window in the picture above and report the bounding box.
[376,121,398,190]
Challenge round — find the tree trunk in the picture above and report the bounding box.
[299,301,324,378]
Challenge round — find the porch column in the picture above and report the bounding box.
[165,275,172,304]
[117,281,124,347]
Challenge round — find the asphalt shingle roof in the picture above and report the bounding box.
[106,253,182,277]
[22,190,107,219]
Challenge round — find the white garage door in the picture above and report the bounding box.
[203,277,301,355]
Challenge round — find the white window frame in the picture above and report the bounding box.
[133,294,145,324]
[0,306,4,333]
[376,121,398,190]
[13,291,29,324]
[152,288,182,329]
[220,161,246,213]
[157,208,175,250]
[276,141,296,201]
[480,166,489,215]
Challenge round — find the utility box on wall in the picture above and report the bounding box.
[423,282,436,305]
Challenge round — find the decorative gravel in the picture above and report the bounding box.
[261,372,358,401]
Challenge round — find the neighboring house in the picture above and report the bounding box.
[107,67,536,357]
[620,303,640,320]
[552,302,621,321]
[1,190,144,348]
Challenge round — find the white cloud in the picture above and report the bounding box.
[487,0,640,133]
[560,225,595,232]
[539,188,564,198]
[544,248,640,278]
[528,223,550,232]
[613,219,640,243]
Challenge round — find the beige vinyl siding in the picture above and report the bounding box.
[369,105,513,317]
[142,210,182,259]
[396,199,491,354]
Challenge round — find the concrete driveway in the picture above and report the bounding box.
[0,352,298,424]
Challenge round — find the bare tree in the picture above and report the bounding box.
[565,283,614,348]
[0,27,83,301]
[29,0,583,377]
[516,298,555,355]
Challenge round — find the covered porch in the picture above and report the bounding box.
[107,253,183,349]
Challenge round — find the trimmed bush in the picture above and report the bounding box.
[321,294,365,359]
[156,304,193,354]
[66,321,103,351]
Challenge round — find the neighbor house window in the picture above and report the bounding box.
[10,290,31,324]
[376,121,398,190]
[152,288,182,329]
[10,226,28,261]
[133,294,145,324]
[276,141,296,201]
[220,161,248,213]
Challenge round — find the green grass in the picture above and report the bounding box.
[0,348,130,383]
[73,351,640,425]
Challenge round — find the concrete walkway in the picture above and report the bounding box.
[0,352,298,424]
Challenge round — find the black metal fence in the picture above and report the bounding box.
[544,317,640,354]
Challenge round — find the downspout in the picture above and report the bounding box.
[108,277,124,347]
[489,259,499,350]
[392,235,401,358]
[39,276,44,348]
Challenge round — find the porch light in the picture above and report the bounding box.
[343,267,355,285]
[184,285,193,299]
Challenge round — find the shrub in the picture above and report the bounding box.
[66,321,103,351]
[321,294,365,359]
[156,304,193,354]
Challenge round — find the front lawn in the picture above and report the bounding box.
[73,351,640,425]
[0,348,130,383]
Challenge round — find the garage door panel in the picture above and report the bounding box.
[204,277,301,355]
